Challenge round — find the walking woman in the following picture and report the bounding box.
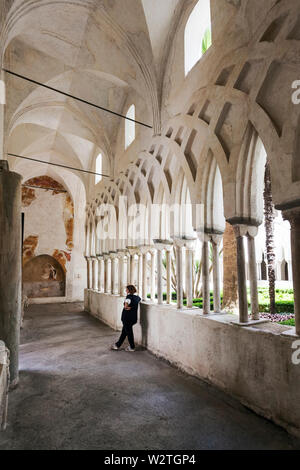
[111,285,141,352]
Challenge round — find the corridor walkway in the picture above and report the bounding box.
[0,303,299,450]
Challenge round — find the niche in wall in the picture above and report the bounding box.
[23,255,66,298]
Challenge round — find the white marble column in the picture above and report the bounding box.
[137,252,142,297]
[175,243,183,309]
[150,249,156,302]
[156,248,163,304]
[103,254,110,294]
[118,251,126,296]
[166,248,172,304]
[247,228,259,321]
[185,246,194,309]
[142,251,148,301]
[92,257,98,291]
[233,225,249,324]
[211,235,222,313]
[97,256,104,292]
[110,253,118,295]
[85,256,91,289]
[202,238,210,315]
[283,208,300,335]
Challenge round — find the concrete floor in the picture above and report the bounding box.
[0,303,299,450]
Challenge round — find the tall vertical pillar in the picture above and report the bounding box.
[103,254,110,293]
[233,225,248,324]
[118,251,126,296]
[110,253,118,295]
[136,252,142,297]
[202,238,210,315]
[156,248,163,305]
[150,249,156,302]
[247,228,259,321]
[185,245,194,309]
[212,235,222,313]
[0,160,22,387]
[126,251,131,286]
[283,208,300,335]
[142,250,148,301]
[97,255,103,292]
[166,249,172,304]
[92,257,98,291]
[175,243,183,309]
[85,256,91,289]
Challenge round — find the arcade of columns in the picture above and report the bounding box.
[84,221,284,326]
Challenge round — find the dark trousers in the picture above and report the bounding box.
[116,320,135,349]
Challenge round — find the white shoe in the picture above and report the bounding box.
[125,346,135,352]
[111,344,119,350]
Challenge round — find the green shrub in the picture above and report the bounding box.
[279,319,295,326]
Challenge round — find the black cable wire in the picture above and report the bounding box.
[22,184,67,193]
[7,153,110,178]
[3,68,153,129]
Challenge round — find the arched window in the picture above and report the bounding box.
[125,104,135,149]
[95,153,102,184]
[184,0,212,76]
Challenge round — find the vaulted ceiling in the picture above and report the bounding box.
[1,0,186,190]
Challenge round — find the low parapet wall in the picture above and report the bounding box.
[85,289,300,438]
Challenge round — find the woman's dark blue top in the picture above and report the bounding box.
[121,294,141,324]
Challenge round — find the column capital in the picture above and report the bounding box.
[109,251,118,259]
[173,236,196,250]
[232,224,258,238]
[138,245,152,255]
[117,249,127,259]
[153,239,173,251]
[282,206,300,228]
[126,246,139,256]
[96,254,103,261]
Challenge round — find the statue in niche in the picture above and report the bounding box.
[42,263,57,281]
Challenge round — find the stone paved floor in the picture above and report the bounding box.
[0,302,299,450]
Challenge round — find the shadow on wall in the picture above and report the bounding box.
[23,255,66,298]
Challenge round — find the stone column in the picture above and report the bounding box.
[0,160,22,387]
[202,237,210,315]
[175,243,183,309]
[156,248,163,304]
[92,257,98,291]
[127,248,137,285]
[103,254,110,293]
[246,228,259,321]
[85,256,91,289]
[97,255,103,292]
[154,240,173,304]
[125,250,131,285]
[118,251,126,296]
[142,251,148,301]
[165,248,172,304]
[110,253,118,295]
[150,249,156,302]
[283,208,300,335]
[233,225,248,324]
[185,245,194,309]
[211,235,222,313]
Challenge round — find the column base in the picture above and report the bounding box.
[9,377,19,390]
